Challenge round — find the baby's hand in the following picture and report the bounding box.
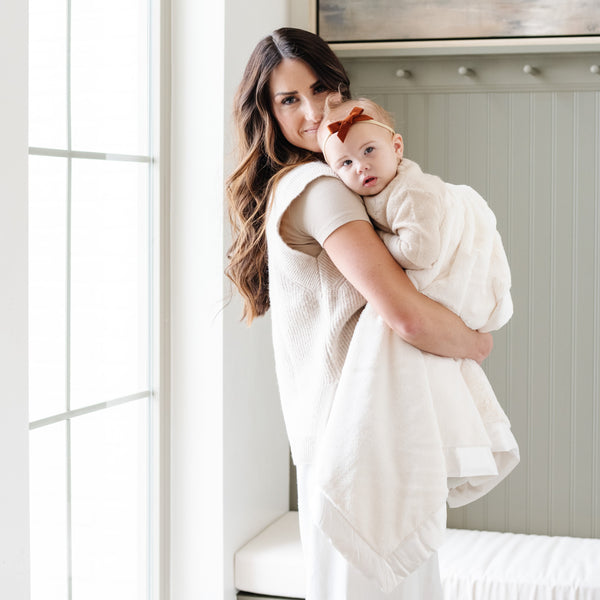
[474,331,493,364]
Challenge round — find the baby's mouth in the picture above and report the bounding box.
[363,176,377,186]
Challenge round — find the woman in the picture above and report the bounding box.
[226,27,492,599]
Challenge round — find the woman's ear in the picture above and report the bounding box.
[393,133,404,161]
[325,91,343,110]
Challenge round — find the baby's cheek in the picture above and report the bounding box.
[339,173,352,187]
[343,176,360,194]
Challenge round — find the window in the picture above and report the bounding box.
[28,0,161,598]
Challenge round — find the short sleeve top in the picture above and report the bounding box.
[279,175,371,256]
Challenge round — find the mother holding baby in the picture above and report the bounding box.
[226,27,493,599]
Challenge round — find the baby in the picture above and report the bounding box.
[315,97,519,510]
[318,97,513,332]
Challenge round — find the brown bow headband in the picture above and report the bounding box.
[327,106,374,142]
[321,106,396,163]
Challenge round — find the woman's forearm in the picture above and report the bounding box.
[323,220,493,362]
[391,289,493,363]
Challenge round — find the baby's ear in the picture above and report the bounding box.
[393,133,404,160]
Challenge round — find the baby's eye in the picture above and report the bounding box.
[341,159,352,167]
[364,146,375,154]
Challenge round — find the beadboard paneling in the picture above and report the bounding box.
[343,52,600,538]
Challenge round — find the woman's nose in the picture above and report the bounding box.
[304,98,323,123]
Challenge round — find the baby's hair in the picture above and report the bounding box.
[323,96,396,128]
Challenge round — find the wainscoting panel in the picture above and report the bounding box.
[343,52,600,538]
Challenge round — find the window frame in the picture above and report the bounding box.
[26,0,170,597]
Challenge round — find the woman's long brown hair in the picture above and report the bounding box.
[225,28,351,324]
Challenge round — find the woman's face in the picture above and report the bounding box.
[269,58,330,153]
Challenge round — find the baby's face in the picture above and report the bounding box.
[323,122,403,196]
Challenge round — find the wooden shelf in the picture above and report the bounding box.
[329,36,600,58]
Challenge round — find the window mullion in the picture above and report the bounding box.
[66,0,73,597]
[66,419,73,600]
[29,148,151,163]
[29,391,152,430]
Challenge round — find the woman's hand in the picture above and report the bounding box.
[324,219,493,362]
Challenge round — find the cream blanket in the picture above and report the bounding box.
[313,160,520,592]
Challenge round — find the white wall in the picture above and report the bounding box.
[170,0,226,597]
[170,1,291,599]
[289,0,314,30]
[0,0,30,598]
[222,2,292,596]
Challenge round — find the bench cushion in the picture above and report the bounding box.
[439,527,600,599]
[235,511,600,599]
[235,512,305,599]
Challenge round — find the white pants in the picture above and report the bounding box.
[296,464,444,600]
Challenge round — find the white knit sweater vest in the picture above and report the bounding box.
[267,162,366,465]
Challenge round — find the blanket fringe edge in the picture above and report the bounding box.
[313,491,448,593]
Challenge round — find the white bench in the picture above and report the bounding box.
[235,511,600,599]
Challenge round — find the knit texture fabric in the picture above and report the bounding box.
[266,162,366,465]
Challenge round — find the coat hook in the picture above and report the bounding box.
[523,64,539,75]
[457,66,474,77]
[395,68,412,79]
[591,65,600,75]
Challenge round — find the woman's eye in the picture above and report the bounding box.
[313,83,328,94]
[281,96,297,105]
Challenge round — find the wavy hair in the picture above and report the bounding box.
[225,27,351,323]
